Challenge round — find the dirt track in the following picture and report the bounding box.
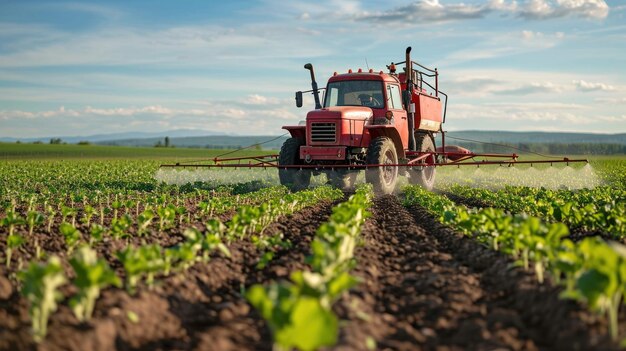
[0,194,618,350]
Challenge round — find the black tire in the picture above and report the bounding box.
[327,170,358,191]
[408,133,436,190]
[365,137,398,195]
[278,138,311,191]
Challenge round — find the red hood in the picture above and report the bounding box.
[307,106,373,120]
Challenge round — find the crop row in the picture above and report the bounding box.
[247,184,374,351]
[404,185,626,341]
[8,185,343,342]
[0,160,267,194]
[445,185,626,238]
[1,186,291,271]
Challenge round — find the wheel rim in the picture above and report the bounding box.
[382,149,397,185]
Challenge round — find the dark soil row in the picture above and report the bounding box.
[332,195,614,350]
[0,200,337,351]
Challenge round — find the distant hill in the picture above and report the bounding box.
[446,131,626,145]
[0,129,226,144]
[98,135,290,150]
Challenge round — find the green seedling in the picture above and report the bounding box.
[1,210,24,236]
[26,211,45,236]
[81,205,97,227]
[89,224,106,245]
[59,222,82,254]
[19,256,66,343]
[6,233,26,267]
[137,209,155,236]
[69,246,121,322]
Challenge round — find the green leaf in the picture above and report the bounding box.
[576,269,614,309]
[327,271,359,300]
[276,297,338,351]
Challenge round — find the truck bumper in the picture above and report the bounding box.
[300,146,346,161]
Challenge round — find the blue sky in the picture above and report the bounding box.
[0,0,624,138]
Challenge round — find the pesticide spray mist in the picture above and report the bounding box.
[434,163,602,190]
[154,164,602,191]
[154,168,328,188]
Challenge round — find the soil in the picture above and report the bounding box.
[0,200,336,351]
[0,195,619,350]
[332,195,614,350]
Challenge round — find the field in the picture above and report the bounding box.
[1,144,626,350]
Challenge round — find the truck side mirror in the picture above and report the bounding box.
[295,91,303,108]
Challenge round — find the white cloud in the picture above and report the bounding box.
[353,0,608,24]
[242,94,283,106]
[595,97,626,104]
[355,0,503,23]
[0,21,333,68]
[519,0,609,20]
[495,81,564,95]
[0,94,305,137]
[573,79,615,91]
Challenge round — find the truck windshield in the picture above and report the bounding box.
[324,80,384,109]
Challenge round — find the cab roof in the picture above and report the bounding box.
[327,72,401,84]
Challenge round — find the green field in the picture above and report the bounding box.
[1,142,626,349]
[0,143,273,160]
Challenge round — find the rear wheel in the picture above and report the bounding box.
[408,133,436,190]
[327,170,358,191]
[365,137,398,194]
[278,138,311,191]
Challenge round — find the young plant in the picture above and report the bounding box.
[137,209,155,236]
[1,210,24,236]
[562,239,626,342]
[46,205,56,233]
[81,205,97,227]
[252,232,292,269]
[116,244,165,293]
[61,206,78,227]
[6,233,26,267]
[19,256,66,342]
[247,185,371,351]
[69,246,121,322]
[164,242,199,274]
[111,196,122,221]
[110,214,132,240]
[26,211,45,236]
[59,222,82,254]
[88,224,106,245]
[183,227,230,262]
[156,205,176,232]
[247,279,341,351]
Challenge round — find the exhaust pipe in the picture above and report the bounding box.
[405,47,416,151]
[304,63,322,110]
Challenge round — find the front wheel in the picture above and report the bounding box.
[278,138,311,191]
[365,137,398,195]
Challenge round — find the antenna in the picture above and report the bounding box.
[365,57,370,70]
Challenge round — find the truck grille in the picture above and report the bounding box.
[311,123,336,143]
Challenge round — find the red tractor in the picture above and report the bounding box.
[160,47,586,190]
[280,47,444,194]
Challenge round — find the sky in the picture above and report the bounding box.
[0,0,625,138]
